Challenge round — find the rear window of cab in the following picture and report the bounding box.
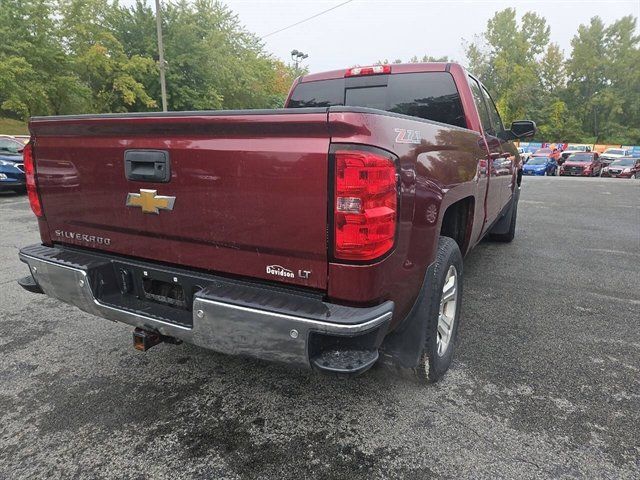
[287,72,467,129]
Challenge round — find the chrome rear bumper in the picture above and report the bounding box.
[19,244,393,370]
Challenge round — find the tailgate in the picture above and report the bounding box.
[30,110,330,289]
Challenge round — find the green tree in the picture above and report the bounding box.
[564,17,608,140]
[159,0,294,110]
[106,0,296,111]
[0,0,90,118]
[58,0,157,113]
[540,43,564,94]
[465,9,639,144]
[565,15,640,143]
[467,8,550,126]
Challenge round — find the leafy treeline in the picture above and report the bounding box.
[0,3,637,144]
[0,0,295,119]
[465,9,640,144]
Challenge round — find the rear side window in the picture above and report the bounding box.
[468,77,492,135]
[288,72,467,128]
[287,79,344,107]
[481,87,505,134]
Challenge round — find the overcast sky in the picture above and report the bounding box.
[133,0,640,72]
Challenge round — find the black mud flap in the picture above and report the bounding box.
[490,186,520,236]
[378,262,437,370]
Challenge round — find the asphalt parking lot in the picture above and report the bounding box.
[1,177,638,479]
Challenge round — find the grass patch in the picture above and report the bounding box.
[0,117,28,135]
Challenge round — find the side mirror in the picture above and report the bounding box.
[498,120,536,141]
[510,120,536,139]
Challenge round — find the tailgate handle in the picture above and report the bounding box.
[124,150,171,183]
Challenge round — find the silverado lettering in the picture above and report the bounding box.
[53,230,111,246]
[18,62,535,383]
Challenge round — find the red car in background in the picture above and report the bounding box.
[601,157,640,178]
[559,152,602,176]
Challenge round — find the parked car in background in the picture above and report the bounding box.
[517,147,532,163]
[601,157,640,179]
[522,156,557,176]
[12,135,30,144]
[559,145,591,165]
[559,152,602,176]
[599,148,629,166]
[532,147,560,161]
[0,136,26,193]
[0,136,24,150]
[566,144,591,153]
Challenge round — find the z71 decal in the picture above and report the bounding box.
[394,128,421,144]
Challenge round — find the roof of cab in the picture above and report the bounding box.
[299,62,454,83]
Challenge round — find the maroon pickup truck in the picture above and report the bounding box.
[17,62,534,382]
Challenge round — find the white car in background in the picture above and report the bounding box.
[517,147,532,163]
[599,148,630,167]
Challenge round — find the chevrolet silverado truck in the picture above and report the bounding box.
[17,62,534,382]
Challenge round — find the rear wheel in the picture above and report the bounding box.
[414,236,463,384]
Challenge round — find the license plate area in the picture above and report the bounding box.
[91,262,202,328]
[142,277,187,309]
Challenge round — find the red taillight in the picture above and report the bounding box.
[23,142,43,217]
[345,64,391,77]
[334,149,397,261]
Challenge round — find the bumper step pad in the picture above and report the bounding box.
[311,349,379,375]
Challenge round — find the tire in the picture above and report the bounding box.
[13,187,27,194]
[413,236,463,384]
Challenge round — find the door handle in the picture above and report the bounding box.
[124,150,171,183]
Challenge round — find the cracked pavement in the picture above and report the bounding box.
[0,176,639,479]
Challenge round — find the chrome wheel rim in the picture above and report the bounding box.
[437,265,458,357]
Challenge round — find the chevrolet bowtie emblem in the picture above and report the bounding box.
[126,189,176,214]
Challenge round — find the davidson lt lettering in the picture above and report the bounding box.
[266,265,295,279]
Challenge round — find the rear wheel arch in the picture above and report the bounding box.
[438,196,475,255]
